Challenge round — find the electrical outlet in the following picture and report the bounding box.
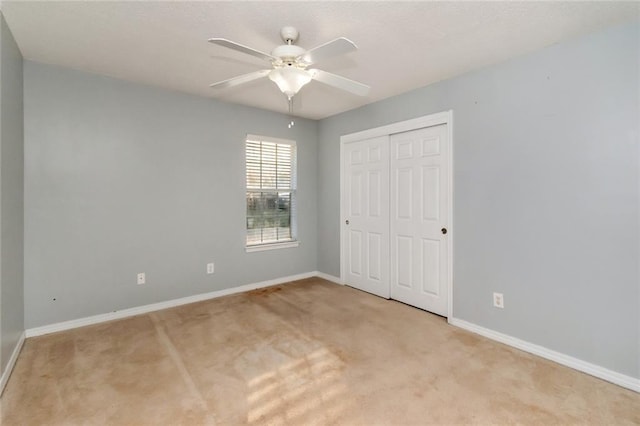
[493,292,504,308]
[137,272,146,285]
[207,263,215,274]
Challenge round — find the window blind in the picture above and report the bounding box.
[246,136,296,246]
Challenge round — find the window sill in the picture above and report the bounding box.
[246,241,299,253]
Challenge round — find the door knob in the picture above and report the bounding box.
[441,228,447,235]
[345,219,350,225]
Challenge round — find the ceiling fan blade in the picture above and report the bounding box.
[308,69,370,96]
[209,70,271,90]
[299,37,357,65]
[208,38,278,63]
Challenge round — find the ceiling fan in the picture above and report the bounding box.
[208,26,370,101]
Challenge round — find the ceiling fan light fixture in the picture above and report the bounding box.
[209,27,370,107]
[268,67,311,99]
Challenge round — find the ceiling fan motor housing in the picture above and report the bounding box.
[271,45,306,65]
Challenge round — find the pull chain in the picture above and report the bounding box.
[287,96,295,129]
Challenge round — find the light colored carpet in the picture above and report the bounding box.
[2,278,638,425]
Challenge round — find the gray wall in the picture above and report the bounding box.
[0,12,24,374]
[318,22,639,378]
[24,61,318,328]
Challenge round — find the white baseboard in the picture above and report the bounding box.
[26,271,318,338]
[314,271,343,285]
[449,317,640,393]
[0,331,26,396]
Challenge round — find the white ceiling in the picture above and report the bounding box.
[2,1,638,119]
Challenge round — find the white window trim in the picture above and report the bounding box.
[245,134,298,250]
[245,240,300,253]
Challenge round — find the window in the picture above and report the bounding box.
[245,135,297,251]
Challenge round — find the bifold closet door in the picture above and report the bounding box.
[343,136,390,299]
[390,124,449,316]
